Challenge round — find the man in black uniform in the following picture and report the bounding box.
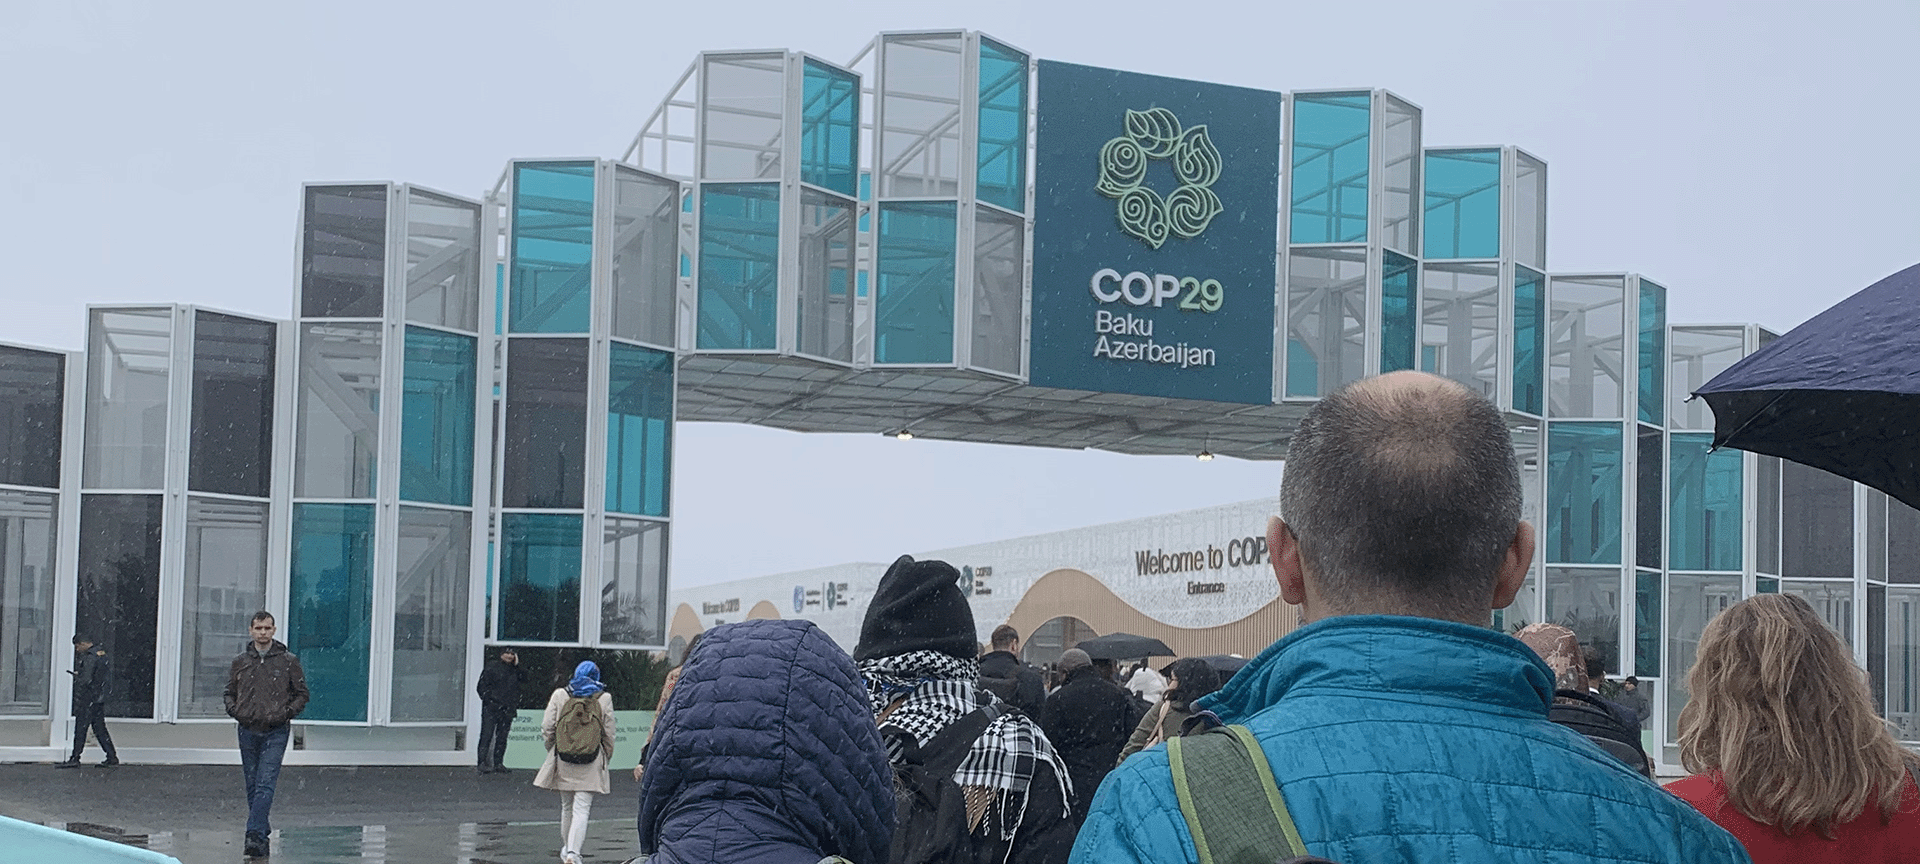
[474,648,524,773]
[57,634,119,768]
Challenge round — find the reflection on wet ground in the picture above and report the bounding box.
[56,820,639,864]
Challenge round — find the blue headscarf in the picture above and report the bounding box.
[568,660,605,697]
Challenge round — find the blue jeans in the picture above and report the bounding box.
[237,724,290,840]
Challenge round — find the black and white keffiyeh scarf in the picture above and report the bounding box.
[860,650,1073,840]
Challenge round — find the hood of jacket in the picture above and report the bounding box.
[638,619,894,864]
[244,639,288,660]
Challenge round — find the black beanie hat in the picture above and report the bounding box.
[853,555,976,662]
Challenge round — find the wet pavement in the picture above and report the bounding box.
[0,762,646,864]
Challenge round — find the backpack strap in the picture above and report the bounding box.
[1167,724,1307,864]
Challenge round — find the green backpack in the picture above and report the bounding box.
[554,694,606,764]
[1167,724,1333,864]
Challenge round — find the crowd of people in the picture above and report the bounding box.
[53,371,1920,863]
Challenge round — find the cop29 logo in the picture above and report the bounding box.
[1095,108,1224,249]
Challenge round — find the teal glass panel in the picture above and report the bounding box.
[499,512,582,643]
[1638,280,1666,424]
[696,183,781,350]
[1290,93,1370,244]
[289,503,374,721]
[1757,576,1778,594]
[510,162,595,334]
[977,38,1028,213]
[1670,432,1743,571]
[1423,149,1500,259]
[1547,421,1624,565]
[1513,265,1546,415]
[874,202,957,364]
[858,173,872,232]
[494,263,504,336]
[1380,251,1417,373]
[1635,570,1661,678]
[800,59,859,196]
[400,326,475,506]
[607,342,673,517]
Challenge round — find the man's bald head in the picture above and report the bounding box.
[1277,371,1528,624]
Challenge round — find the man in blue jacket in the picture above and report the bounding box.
[1070,371,1751,864]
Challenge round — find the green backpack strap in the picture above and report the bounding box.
[1167,724,1307,864]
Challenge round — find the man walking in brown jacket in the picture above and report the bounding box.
[224,611,309,859]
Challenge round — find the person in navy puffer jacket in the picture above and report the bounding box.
[637,619,895,864]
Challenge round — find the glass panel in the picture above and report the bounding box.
[874,202,957,364]
[1757,577,1779,594]
[1870,584,1887,713]
[76,494,162,718]
[1380,251,1417,373]
[499,513,582,643]
[696,183,781,351]
[1289,93,1370,244]
[1419,261,1499,398]
[84,309,172,490]
[1782,461,1853,579]
[503,339,588,510]
[611,167,680,348]
[1637,280,1666,424]
[404,188,482,332]
[1284,247,1367,397]
[1509,422,1544,634]
[601,518,667,646]
[1666,326,1746,430]
[510,162,595,334]
[1636,426,1662,570]
[294,323,380,499]
[0,490,56,715]
[1892,500,1920,583]
[1758,455,1782,575]
[289,503,374,722]
[301,185,387,319]
[190,312,276,498]
[606,343,674,518]
[1423,149,1499,259]
[1512,265,1546,415]
[1669,433,1743,571]
[1665,573,1741,760]
[971,208,1025,376]
[879,35,963,197]
[701,55,785,181]
[1891,586,1920,739]
[1635,570,1660,678]
[801,59,859,196]
[1547,275,1626,418]
[0,346,63,489]
[795,190,856,362]
[977,38,1028,213]
[1545,566,1621,674]
[392,507,469,722]
[401,327,476,506]
[1512,152,1546,270]
[1865,491,1888,583]
[1546,422,1624,565]
[1780,580,1854,645]
[1378,95,1419,255]
[178,498,267,718]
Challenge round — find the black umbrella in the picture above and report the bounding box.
[1073,632,1174,661]
[1193,654,1250,676]
[1694,262,1920,511]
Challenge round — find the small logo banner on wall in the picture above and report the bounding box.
[1031,61,1280,405]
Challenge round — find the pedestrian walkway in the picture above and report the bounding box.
[0,763,644,864]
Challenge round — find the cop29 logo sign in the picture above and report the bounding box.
[1095,108,1224,249]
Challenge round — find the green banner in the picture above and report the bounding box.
[502,709,655,770]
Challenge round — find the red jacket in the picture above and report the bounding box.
[1668,771,1920,864]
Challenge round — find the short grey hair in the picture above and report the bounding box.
[1279,374,1522,623]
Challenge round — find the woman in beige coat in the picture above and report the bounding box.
[535,660,616,864]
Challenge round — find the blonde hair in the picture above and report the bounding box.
[1679,593,1917,839]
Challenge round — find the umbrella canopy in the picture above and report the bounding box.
[1073,632,1174,661]
[1193,654,1250,676]
[1695,262,1920,512]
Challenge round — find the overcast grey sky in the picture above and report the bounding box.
[4,1,1915,587]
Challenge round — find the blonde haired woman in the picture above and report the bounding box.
[1669,593,1920,862]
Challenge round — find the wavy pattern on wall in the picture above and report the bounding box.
[1001,568,1299,660]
